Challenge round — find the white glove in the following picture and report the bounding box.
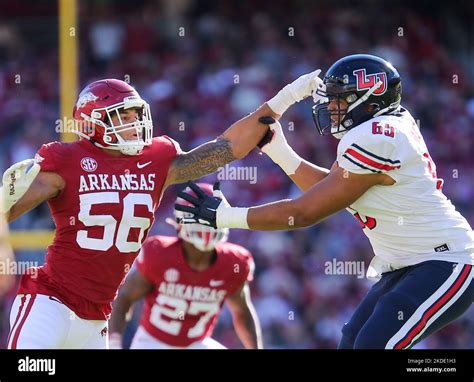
[259,119,302,176]
[267,69,326,115]
[213,185,249,229]
[312,75,329,104]
[1,159,41,213]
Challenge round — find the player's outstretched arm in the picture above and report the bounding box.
[164,103,277,187]
[221,68,325,161]
[176,169,391,230]
[243,167,379,230]
[2,160,65,223]
[226,282,263,349]
[164,70,324,187]
[109,268,154,349]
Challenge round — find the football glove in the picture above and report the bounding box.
[1,159,41,213]
[175,182,249,229]
[267,69,326,115]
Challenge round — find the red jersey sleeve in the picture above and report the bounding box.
[161,135,182,155]
[35,142,61,173]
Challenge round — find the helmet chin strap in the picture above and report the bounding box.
[72,113,144,154]
[331,130,347,140]
[103,123,147,155]
[346,80,383,115]
[333,80,384,139]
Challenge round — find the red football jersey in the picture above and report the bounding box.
[136,235,254,347]
[18,137,180,320]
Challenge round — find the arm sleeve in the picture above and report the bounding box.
[162,135,182,156]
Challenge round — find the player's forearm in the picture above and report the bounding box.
[7,197,44,223]
[245,199,313,231]
[165,104,279,186]
[6,173,63,222]
[257,118,329,186]
[289,160,330,192]
[245,168,370,230]
[166,137,236,185]
[232,310,263,349]
[222,103,279,159]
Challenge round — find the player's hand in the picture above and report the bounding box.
[287,68,325,103]
[312,73,329,105]
[175,182,226,229]
[267,69,326,115]
[175,182,249,229]
[1,159,41,213]
[256,117,302,176]
[257,117,288,153]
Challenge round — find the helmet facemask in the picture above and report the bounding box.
[76,96,153,155]
[168,211,229,252]
[312,79,385,140]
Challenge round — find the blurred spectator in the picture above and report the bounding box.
[1,0,473,348]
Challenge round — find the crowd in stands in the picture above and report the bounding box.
[1,0,473,348]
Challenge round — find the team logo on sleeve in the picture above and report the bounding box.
[353,69,387,95]
[80,157,98,172]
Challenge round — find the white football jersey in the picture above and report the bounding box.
[337,107,474,276]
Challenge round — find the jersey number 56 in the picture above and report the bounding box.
[76,192,153,253]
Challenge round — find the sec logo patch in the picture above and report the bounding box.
[81,157,98,172]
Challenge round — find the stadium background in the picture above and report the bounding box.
[0,0,473,348]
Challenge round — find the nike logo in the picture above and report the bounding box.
[137,161,152,169]
[209,279,224,287]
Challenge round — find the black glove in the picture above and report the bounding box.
[175,182,222,228]
[257,116,276,149]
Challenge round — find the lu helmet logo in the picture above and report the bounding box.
[353,68,387,95]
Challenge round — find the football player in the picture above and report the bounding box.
[2,73,319,348]
[176,54,474,349]
[109,184,262,349]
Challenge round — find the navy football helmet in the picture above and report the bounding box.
[312,54,402,138]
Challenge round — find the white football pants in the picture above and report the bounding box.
[7,293,108,349]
